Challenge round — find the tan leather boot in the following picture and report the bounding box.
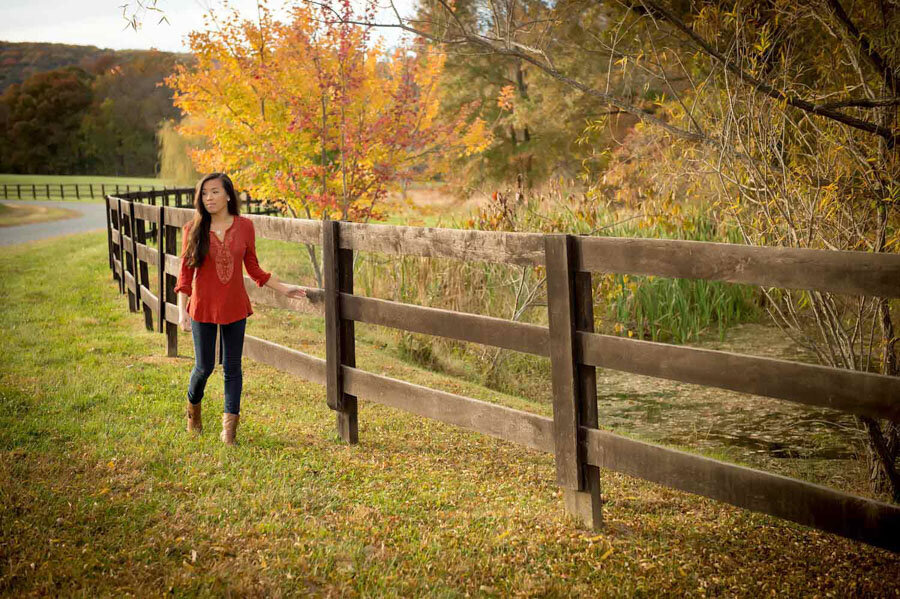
[186,401,202,434]
[220,413,239,445]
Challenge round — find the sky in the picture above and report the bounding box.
[0,0,417,54]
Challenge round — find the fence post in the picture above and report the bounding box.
[45,184,50,198]
[113,198,123,293]
[110,198,119,287]
[104,195,114,273]
[574,269,602,526]
[126,201,139,313]
[17,184,21,199]
[148,194,157,239]
[75,184,80,200]
[545,233,602,531]
[89,184,94,199]
[157,206,165,333]
[109,197,120,286]
[132,202,154,331]
[323,219,358,443]
[164,216,179,357]
[115,198,126,296]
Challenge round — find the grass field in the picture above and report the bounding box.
[1,232,897,596]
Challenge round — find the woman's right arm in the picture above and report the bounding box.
[178,293,191,330]
[174,224,195,331]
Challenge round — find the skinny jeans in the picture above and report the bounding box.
[186,316,246,414]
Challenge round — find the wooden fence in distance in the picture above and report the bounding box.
[104,188,900,554]
[1,182,278,217]
[2,182,160,200]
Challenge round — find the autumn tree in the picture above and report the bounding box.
[81,50,184,176]
[557,0,899,501]
[0,50,184,176]
[163,0,492,285]
[411,0,635,193]
[0,66,93,174]
[157,115,205,184]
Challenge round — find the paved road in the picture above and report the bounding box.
[0,200,107,247]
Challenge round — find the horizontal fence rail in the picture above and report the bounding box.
[104,188,900,554]
[575,236,900,298]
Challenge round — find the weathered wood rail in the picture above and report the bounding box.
[104,188,900,553]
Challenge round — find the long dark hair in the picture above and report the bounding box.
[183,172,241,268]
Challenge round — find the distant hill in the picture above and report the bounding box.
[0,41,193,93]
[0,41,196,176]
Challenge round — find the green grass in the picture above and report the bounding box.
[0,232,898,596]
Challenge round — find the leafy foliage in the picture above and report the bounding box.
[163,0,492,222]
[0,48,187,176]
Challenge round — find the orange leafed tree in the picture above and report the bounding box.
[163,0,491,225]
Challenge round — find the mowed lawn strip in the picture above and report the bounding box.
[0,232,897,597]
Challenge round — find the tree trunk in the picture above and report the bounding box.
[285,202,323,288]
[305,243,323,289]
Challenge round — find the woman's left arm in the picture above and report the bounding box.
[262,274,288,294]
[263,274,307,299]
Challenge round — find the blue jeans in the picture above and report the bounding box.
[187,317,247,415]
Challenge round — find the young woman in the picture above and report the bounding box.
[175,173,306,445]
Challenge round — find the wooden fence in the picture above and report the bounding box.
[104,188,900,554]
[2,182,160,200]
[1,181,278,216]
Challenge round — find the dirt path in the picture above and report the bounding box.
[0,200,107,247]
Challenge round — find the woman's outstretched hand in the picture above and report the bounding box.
[283,284,308,300]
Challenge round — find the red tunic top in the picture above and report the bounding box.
[175,215,272,324]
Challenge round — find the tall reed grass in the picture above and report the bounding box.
[351,181,761,400]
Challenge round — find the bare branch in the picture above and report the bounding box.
[634,0,899,147]
[824,0,898,95]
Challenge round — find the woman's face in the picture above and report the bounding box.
[201,178,228,216]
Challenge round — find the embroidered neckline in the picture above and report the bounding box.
[210,217,237,284]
